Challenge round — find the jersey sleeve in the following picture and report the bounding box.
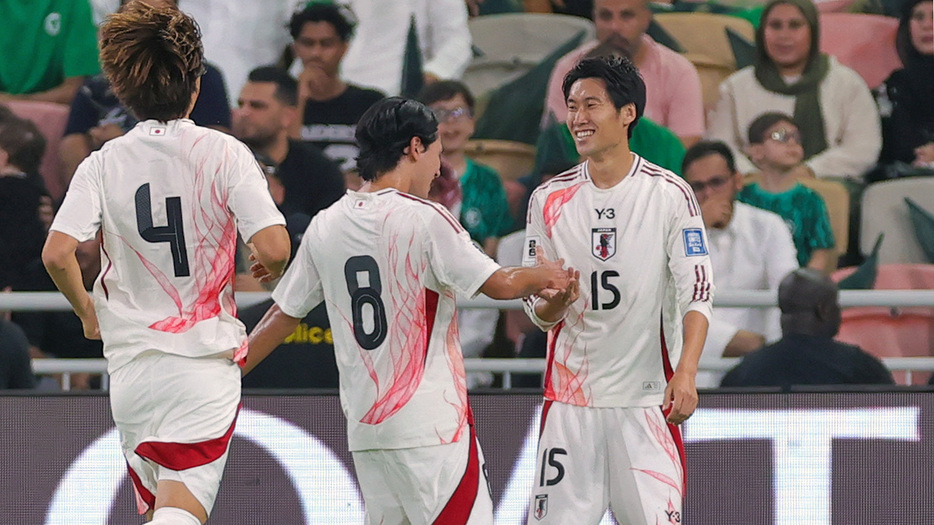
[271,222,324,319]
[49,154,102,242]
[225,141,286,242]
[424,204,501,298]
[521,189,562,331]
[665,183,715,323]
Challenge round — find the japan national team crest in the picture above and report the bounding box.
[592,227,616,261]
[534,494,548,520]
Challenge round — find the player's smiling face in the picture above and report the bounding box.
[566,77,632,159]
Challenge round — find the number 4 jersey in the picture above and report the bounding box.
[51,119,286,373]
[523,156,715,408]
[272,189,501,452]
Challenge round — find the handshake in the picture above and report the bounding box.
[530,246,580,307]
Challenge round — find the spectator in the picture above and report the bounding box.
[706,0,881,180]
[741,112,836,272]
[720,268,894,387]
[288,2,384,176]
[418,81,514,256]
[875,0,933,170]
[339,0,473,96]
[0,0,100,104]
[543,0,705,146]
[418,81,514,389]
[682,140,798,387]
[0,318,35,390]
[0,116,48,292]
[234,66,344,220]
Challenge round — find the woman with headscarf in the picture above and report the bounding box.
[705,0,881,180]
[876,0,933,169]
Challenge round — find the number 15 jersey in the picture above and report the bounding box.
[50,119,286,374]
[272,189,501,452]
[523,155,715,408]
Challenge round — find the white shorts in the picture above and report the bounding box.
[353,423,493,525]
[109,350,241,516]
[527,401,686,525]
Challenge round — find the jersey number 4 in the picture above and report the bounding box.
[344,256,388,350]
[135,183,190,277]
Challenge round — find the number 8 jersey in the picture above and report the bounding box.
[523,156,715,408]
[51,120,286,374]
[272,188,501,452]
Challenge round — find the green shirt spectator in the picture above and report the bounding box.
[738,182,835,267]
[0,0,100,102]
[460,157,515,242]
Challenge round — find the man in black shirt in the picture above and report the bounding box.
[234,66,344,220]
[288,2,384,176]
[721,268,895,388]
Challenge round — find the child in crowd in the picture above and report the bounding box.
[741,112,837,273]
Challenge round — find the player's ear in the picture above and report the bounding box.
[407,137,423,159]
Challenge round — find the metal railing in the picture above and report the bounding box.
[5,289,933,390]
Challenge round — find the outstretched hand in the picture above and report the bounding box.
[248,246,283,284]
[534,247,579,302]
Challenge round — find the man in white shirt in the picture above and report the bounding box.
[244,97,574,525]
[523,55,713,524]
[682,141,798,387]
[42,4,290,524]
[339,0,473,96]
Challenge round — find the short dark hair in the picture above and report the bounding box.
[247,66,298,106]
[355,97,438,182]
[416,80,476,111]
[682,140,736,175]
[747,111,797,144]
[562,55,645,138]
[289,2,355,41]
[0,117,46,175]
[99,2,204,122]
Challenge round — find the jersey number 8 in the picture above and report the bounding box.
[344,256,388,350]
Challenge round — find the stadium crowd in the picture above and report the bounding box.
[0,0,932,392]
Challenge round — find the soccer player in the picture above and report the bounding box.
[244,96,575,525]
[522,55,714,524]
[41,4,290,524]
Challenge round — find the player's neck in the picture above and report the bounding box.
[587,145,634,189]
[360,169,408,194]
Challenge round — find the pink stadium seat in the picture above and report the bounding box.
[819,13,901,89]
[8,100,70,202]
[815,0,856,13]
[833,264,934,384]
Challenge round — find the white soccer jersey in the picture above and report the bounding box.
[523,155,714,408]
[51,119,285,373]
[272,189,501,452]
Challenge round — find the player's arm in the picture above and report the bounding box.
[247,225,291,283]
[41,231,100,340]
[478,252,573,300]
[665,310,708,425]
[664,187,715,424]
[243,303,302,375]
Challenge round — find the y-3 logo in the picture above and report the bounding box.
[665,509,682,523]
[595,208,615,219]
